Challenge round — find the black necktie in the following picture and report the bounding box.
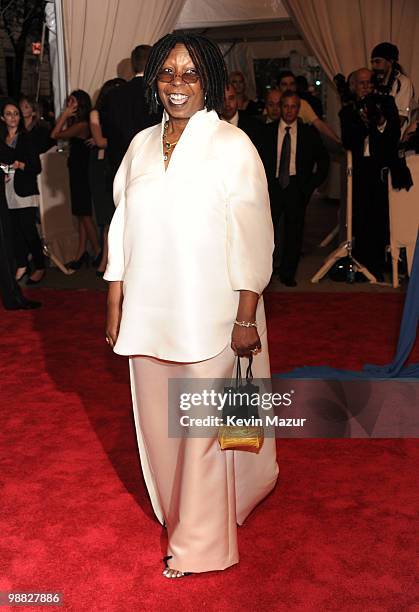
[278,126,291,189]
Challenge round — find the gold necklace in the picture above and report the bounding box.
[163,121,179,161]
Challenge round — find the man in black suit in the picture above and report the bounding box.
[260,90,329,286]
[101,45,161,179]
[339,68,400,280]
[221,84,262,150]
[0,140,40,309]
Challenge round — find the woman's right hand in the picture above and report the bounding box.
[106,281,123,348]
[64,96,78,117]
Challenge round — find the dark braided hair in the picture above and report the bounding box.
[144,33,228,114]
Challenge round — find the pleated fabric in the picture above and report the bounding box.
[129,329,279,573]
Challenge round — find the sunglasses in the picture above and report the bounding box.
[157,68,200,84]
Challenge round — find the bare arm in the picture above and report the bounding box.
[312,117,341,145]
[89,109,108,148]
[231,290,261,356]
[51,118,89,140]
[105,281,123,348]
[51,97,90,140]
[51,99,75,140]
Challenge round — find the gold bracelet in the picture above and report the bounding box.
[234,319,257,328]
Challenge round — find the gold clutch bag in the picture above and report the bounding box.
[218,355,264,453]
[218,424,264,452]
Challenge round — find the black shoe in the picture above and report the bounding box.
[280,277,297,287]
[4,298,41,310]
[354,271,385,283]
[354,272,369,283]
[26,278,42,286]
[26,270,46,286]
[67,251,90,270]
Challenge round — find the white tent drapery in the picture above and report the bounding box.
[60,0,419,103]
[176,0,288,28]
[282,0,419,92]
[46,1,68,117]
[62,0,186,99]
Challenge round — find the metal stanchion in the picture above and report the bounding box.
[319,224,339,248]
[311,150,377,284]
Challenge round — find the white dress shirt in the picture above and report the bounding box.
[276,119,297,178]
[104,109,274,361]
[226,111,239,127]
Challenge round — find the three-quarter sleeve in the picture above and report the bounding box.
[103,150,129,281]
[395,76,414,120]
[225,131,274,294]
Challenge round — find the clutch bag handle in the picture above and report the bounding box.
[234,354,254,388]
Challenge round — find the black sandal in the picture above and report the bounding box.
[162,555,192,578]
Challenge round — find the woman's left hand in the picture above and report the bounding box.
[231,325,261,357]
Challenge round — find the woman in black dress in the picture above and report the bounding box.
[88,78,125,276]
[51,90,100,269]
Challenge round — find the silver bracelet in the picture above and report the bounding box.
[234,319,257,328]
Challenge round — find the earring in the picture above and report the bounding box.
[154,91,161,106]
[204,94,208,106]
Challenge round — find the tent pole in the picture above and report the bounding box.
[53,0,68,115]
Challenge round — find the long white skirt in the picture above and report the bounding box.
[129,329,279,573]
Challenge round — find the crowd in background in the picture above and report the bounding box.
[225,42,418,283]
[0,39,417,297]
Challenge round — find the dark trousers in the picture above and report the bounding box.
[0,195,24,308]
[9,207,45,270]
[352,158,389,276]
[270,177,309,281]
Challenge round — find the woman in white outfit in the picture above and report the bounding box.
[104,33,278,578]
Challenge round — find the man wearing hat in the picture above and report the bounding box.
[371,42,415,132]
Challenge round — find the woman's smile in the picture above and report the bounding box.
[167,92,190,106]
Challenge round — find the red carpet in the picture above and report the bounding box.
[0,290,418,611]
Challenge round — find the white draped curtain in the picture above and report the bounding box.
[283,0,419,200]
[220,43,257,100]
[176,0,288,28]
[282,0,419,90]
[62,0,186,101]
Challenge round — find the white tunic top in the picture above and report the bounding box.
[4,135,39,210]
[5,174,39,210]
[104,109,274,361]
